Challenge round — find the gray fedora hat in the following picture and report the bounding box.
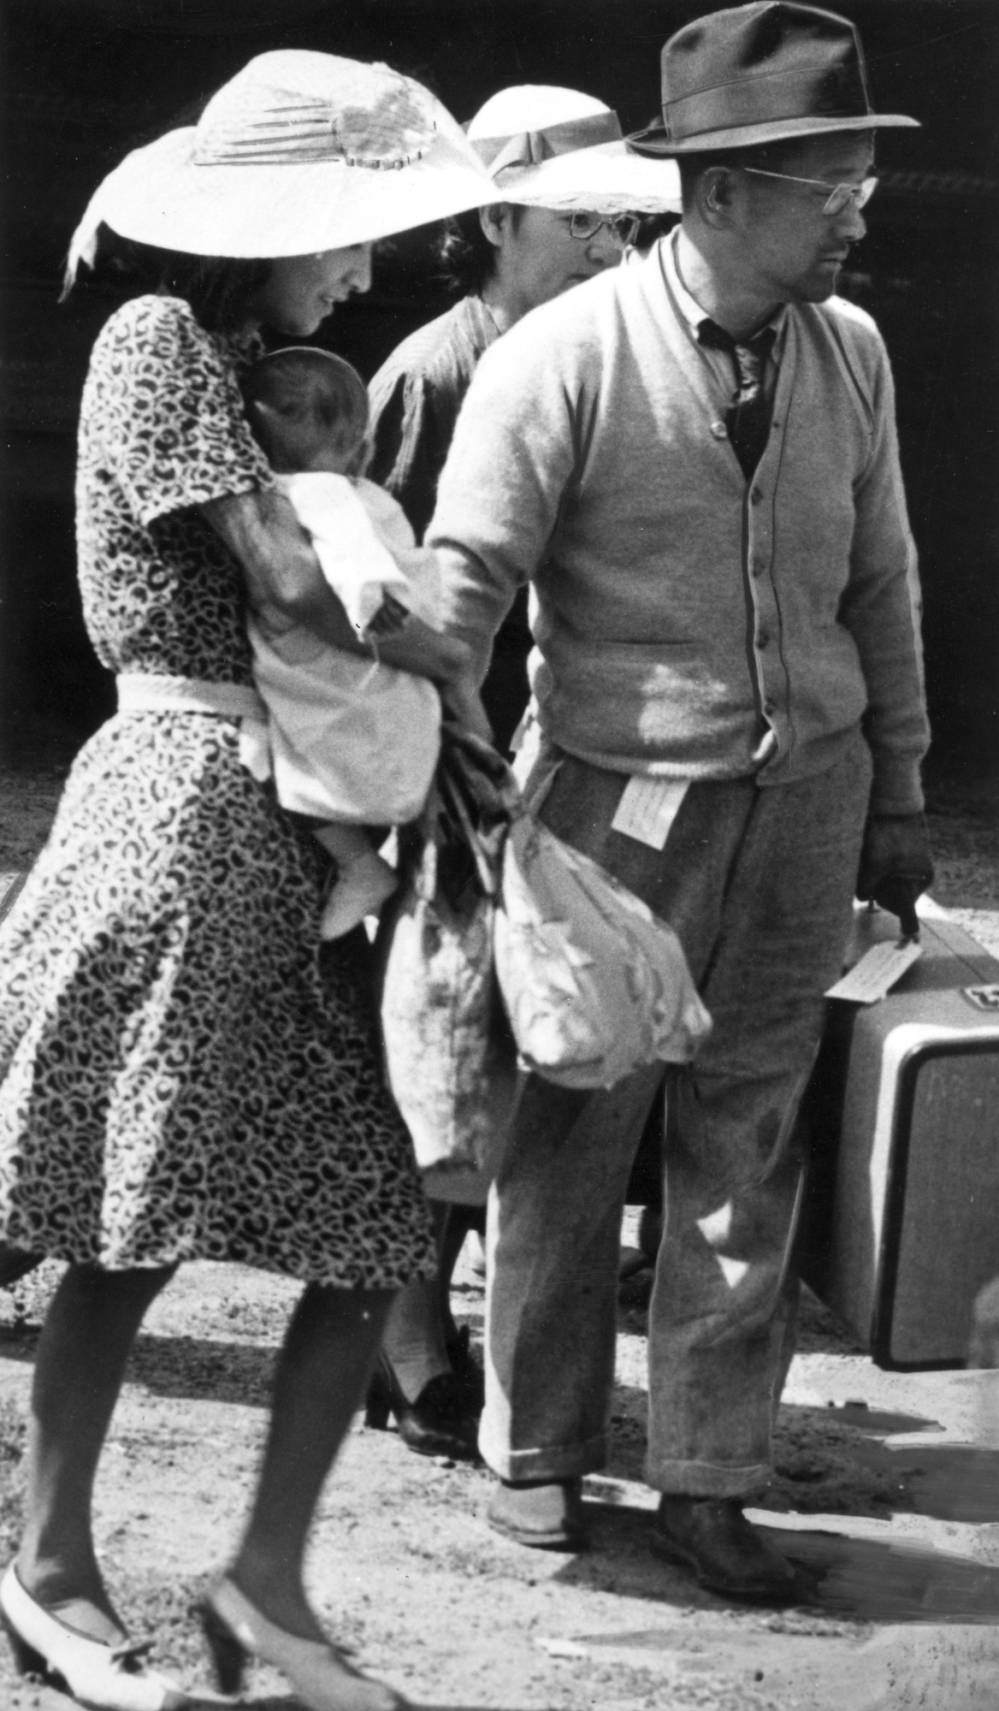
[630,2,918,156]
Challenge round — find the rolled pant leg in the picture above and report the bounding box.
[480,752,681,1479]
[480,1061,664,1479]
[645,740,871,1495]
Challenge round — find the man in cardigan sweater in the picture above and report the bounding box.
[427,2,933,1601]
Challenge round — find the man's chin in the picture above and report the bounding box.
[794,274,841,304]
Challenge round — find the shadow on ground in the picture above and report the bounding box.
[0,1324,278,1409]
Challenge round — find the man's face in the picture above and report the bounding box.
[732,133,875,306]
[499,205,626,316]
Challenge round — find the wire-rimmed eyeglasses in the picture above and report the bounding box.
[565,211,641,246]
[742,168,879,216]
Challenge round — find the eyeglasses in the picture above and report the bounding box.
[565,211,641,246]
[742,168,879,216]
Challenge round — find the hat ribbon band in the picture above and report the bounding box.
[194,97,436,168]
[475,110,621,178]
[663,61,872,140]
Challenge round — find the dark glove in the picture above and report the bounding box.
[855,811,934,939]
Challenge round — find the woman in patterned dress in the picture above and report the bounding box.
[0,52,491,1711]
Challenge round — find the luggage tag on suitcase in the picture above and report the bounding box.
[825,934,923,1004]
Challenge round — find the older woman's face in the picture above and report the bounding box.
[250,245,373,335]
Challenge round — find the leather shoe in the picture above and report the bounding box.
[652,1496,800,1603]
[364,1361,478,1461]
[486,1478,587,1551]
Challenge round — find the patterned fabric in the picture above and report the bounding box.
[0,294,435,1287]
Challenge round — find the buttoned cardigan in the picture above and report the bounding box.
[427,242,929,814]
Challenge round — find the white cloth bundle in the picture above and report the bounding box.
[494,810,712,1089]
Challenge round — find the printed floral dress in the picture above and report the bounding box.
[0,294,435,1287]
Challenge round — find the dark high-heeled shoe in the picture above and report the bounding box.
[200,1576,407,1711]
[364,1359,479,1460]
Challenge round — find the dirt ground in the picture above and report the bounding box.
[0,763,998,1711]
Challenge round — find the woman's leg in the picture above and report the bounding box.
[16,1262,176,1640]
[228,1282,393,1638]
[380,1200,487,1398]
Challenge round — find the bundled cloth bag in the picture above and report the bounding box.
[376,725,521,1203]
[494,801,712,1090]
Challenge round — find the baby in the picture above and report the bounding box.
[241,346,473,937]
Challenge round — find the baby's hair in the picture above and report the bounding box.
[242,347,370,471]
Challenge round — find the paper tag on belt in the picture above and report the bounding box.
[611,776,689,849]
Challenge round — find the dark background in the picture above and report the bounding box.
[2,0,997,789]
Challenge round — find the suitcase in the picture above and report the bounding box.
[799,904,999,1371]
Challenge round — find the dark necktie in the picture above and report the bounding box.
[699,319,777,479]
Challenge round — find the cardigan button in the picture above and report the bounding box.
[710,419,728,440]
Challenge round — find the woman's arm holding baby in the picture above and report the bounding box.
[202,489,491,739]
[203,488,364,651]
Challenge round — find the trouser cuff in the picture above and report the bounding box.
[479,1426,606,1483]
[646,1455,771,1499]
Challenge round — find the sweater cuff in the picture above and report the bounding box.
[868,751,925,817]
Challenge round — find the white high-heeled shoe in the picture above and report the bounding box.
[200,1575,409,1711]
[0,1562,190,1710]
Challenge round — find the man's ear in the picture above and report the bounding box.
[699,165,739,227]
[479,202,513,249]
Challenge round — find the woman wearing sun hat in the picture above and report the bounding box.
[0,49,493,1711]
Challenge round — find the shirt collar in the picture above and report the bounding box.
[660,227,787,354]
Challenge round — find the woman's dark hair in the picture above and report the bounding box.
[435,203,514,298]
[66,224,271,332]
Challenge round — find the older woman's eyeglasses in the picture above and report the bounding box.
[566,211,641,246]
[742,168,879,216]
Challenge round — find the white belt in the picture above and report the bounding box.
[117,673,266,720]
[117,673,272,782]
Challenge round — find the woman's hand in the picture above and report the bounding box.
[442,678,493,745]
[366,591,413,638]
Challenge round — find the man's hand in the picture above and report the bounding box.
[856,811,934,937]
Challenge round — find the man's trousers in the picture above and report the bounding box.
[480,734,871,1497]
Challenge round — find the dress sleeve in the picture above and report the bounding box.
[91,295,274,528]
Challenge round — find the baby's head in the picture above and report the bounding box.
[242,347,370,475]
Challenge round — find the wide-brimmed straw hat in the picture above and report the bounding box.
[630,2,918,156]
[66,50,496,283]
[468,85,680,214]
